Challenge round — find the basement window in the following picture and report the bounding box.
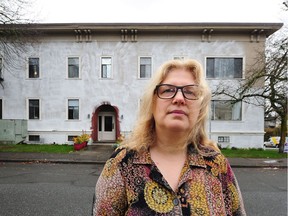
[68,135,77,142]
[218,136,230,143]
[29,135,40,142]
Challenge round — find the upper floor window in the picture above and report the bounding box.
[28,58,40,78]
[29,99,40,119]
[68,57,79,78]
[211,100,242,121]
[68,99,79,120]
[206,57,243,79]
[139,57,152,78]
[0,58,3,79]
[101,57,112,79]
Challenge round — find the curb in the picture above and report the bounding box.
[0,158,287,168]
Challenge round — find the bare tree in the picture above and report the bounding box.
[213,16,287,153]
[0,0,36,88]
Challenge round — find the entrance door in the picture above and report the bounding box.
[98,112,115,141]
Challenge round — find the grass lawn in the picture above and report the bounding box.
[0,144,287,158]
[221,148,287,159]
[0,144,74,154]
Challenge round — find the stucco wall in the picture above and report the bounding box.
[0,29,266,147]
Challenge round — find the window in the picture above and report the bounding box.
[206,57,243,79]
[68,99,79,120]
[68,135,77,142]
[28,58,40,78]
[29,99,40,119]
[139,57,152,78]
[218,136,230,143]
[0,58,3,79]
[68,57,79,78]
[29,135,40,142]
[0,99,2,119]
[211,100,242,121]
[101,57,112,78]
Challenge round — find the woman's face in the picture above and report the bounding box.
[153,68,201,134]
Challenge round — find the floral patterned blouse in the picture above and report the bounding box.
[92,145,246,216]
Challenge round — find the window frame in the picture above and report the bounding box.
[138,56,152,79]
[100,56,113,79]
[210,100,242,121]
[0,57,3,80]
[206,57,244,79]
[68,135,77,142]
[28,57,40,79]
[27,98,41,120]
[218,136,230,143]
[67,56,80,79]
[28,135,40,142]
[67,98,80,120]
[0,98,2,119]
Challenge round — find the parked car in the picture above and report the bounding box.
[264,136,280,148]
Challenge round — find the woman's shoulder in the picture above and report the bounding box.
[190,145,229,174]
[108,146,137,163]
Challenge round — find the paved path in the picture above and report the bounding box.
[0,144,287,168]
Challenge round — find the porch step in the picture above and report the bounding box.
[88,143,116,152]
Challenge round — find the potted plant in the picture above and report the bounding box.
[73,133,90,150]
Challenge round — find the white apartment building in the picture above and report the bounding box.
[0,23,282,148]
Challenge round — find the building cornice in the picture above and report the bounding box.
[0,22,283,36]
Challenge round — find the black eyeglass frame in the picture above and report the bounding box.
[155,84,200,100]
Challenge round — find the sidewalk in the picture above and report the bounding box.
[0,145,287,168]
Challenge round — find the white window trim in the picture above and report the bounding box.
[27,57,41,79]
[100,56,113,79]
[67,56,81,79]
[138,56,153,79]
[66,98,80,121]
[27,98,41,120]
[205,56,245,80]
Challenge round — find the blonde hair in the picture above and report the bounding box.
[122,59,219,153]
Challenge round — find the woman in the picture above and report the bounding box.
[92,59,246,215]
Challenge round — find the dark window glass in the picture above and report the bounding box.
[206,58,243,78]
[68,57,79,78]
[29,135,40,142]
[104,116,113,131]
[68,99,79,120]
[29,58,39,78]
[0,99,2,119]
[29,99,39,119]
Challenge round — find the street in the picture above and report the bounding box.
[0,163,287,216]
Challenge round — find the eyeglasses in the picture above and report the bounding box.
[155,84,200,100]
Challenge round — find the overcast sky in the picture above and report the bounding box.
[32,0,286,23]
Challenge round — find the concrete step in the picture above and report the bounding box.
[87,143,116,152]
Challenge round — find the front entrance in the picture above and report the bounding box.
[98,112,115,141]
[91,104,120,142]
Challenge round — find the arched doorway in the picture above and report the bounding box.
[91,104,120,142]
